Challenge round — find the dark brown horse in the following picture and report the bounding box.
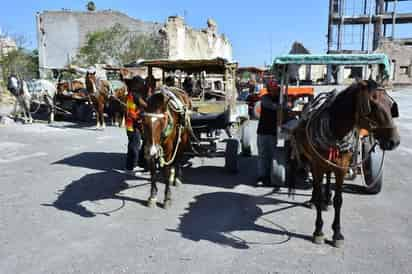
[290,80,400,247]
[142,87,192,209]
[85,73,127,129]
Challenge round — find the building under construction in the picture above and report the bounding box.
[327,0,412,84]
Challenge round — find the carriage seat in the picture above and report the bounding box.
[190,110,229,130]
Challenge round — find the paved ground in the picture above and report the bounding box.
[0,88,411,274]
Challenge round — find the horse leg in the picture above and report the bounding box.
[312,168,325,244]
[332,172,345,248]
[99,99,106,129]
[147,162,158,208]
[94,102,101,129]
[45,95,54,123]
[323,172,333,210]
[22,97,32,124]
[164,167,172,209]
[174,164,183,186]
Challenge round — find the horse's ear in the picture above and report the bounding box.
[358,80,371,116]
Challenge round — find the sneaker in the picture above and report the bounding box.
[255,177,265,187]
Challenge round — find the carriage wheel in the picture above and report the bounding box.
[362,137,384,194]
[225,138,240,173]
[73,103,93,122]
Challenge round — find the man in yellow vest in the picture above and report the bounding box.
[125,76,147,175]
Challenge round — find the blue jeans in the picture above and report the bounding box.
[257,134,276,179]
[126,130,141,171]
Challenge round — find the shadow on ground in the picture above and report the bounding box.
[183,156,258,189]
[42,170,150,217]
[53,152,126,172]
[168,191,311,249]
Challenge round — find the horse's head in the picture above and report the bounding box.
[142,92,169,161]
[357,80,400,151]
[8,75,19,91]
[85,72,97,93]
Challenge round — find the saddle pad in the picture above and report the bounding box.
[160,86,185,111]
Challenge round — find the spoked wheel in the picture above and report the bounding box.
[362,137,384,194]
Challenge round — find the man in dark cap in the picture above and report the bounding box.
[256,80,281,189]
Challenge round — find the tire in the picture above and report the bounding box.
[73,103,93,122]
[271,146,287,186]
[240,120,254,157]
[225,139,240,173]
[362,138,384,194]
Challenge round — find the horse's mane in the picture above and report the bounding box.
[330,80,379,120]
[147,92,166,113]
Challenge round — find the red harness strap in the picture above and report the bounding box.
[328,147,340,161]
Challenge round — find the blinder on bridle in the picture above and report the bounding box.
[390,98,399,118]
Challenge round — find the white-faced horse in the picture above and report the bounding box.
[7,75,33,123]
[7,75,57,123]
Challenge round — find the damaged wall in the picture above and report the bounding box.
[36,10,233,77]
[36,10,162,76]
[375,39,412,84]
[163,16,232,61]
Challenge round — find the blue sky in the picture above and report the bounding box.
[0,0,411,66]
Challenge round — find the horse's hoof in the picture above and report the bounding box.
[163,199,172,209]
[313,234,325,245]
[333,239,344,248]
[147,198,157,208]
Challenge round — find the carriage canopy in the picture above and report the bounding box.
[272,53,391,79]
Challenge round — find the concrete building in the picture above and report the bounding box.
[36,10,162,75]
[162,16,232,61]
[376,38,412,84]
[0,36,17,56]
[327,0,412,84]
[36,10,233,77]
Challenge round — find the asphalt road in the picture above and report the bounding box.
[0,88,411,274]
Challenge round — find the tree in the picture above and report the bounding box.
[87,1,96,11]
[0,48,39,82]
[0,32,38,82]
[74,23,167,67]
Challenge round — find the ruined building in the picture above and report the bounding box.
[328,0,412,84]
[36,10,232,77]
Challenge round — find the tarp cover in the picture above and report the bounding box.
[272,53,391,79]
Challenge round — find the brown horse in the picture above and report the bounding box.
[290,80,400,247]
[85,72,127,129]
[142,87,192,209]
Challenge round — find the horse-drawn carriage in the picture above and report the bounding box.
[137,58,250,172]
[270,53,394,194]
[52,68,93,122]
